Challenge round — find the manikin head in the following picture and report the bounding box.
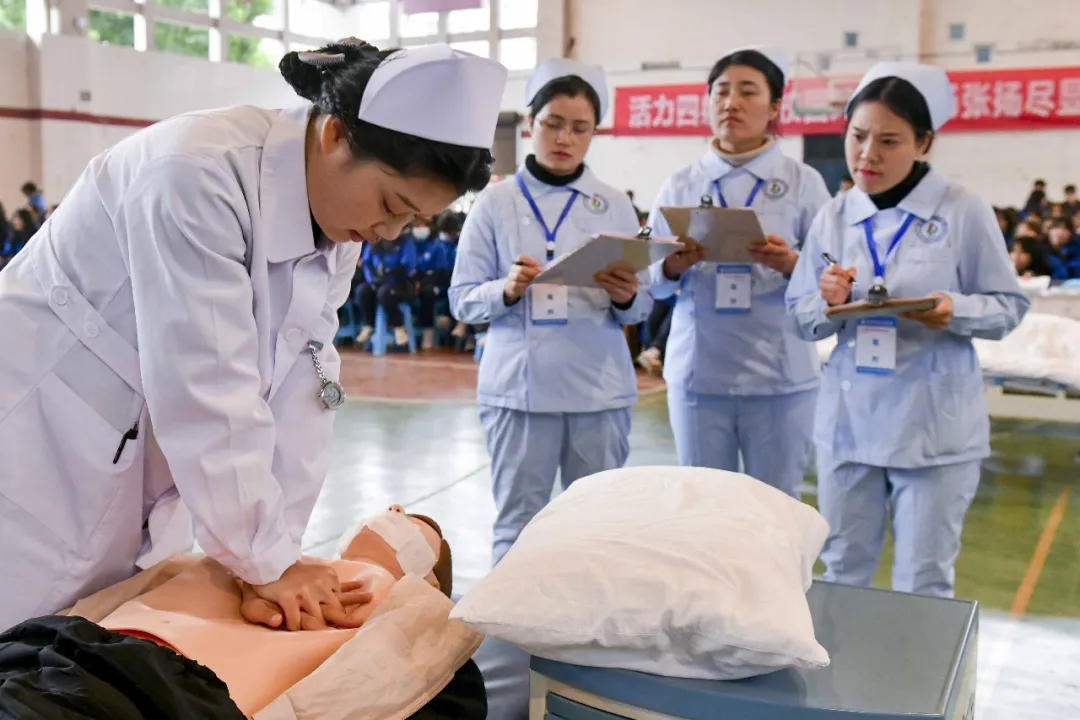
[339,505,453,598]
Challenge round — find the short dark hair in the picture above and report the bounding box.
[279,40,494,197]
[1065,184,1076,194]
[21,182,37,195]
[845,76,934,149]
[706,50,785,103]
[528,75,602,126]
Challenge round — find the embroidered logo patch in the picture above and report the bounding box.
[583,194,608,213]
[917,216,949,243]
[764,178,789,199]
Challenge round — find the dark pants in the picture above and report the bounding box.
[417,270,452,328]
[644,301,672,358]
[356,281,415,327]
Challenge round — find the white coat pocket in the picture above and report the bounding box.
[0,372,141,552]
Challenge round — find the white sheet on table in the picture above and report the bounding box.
[813,313,1080,389]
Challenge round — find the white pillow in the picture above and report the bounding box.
[450,466,831,680]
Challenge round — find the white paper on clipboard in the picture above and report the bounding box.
[659,205,766,263]
[532,229,683,289]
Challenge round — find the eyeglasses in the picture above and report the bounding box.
[538,116,594,138]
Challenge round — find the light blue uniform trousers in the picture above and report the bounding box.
[817,454,981,598]
[667,388,817,497]
[479,405,632,566]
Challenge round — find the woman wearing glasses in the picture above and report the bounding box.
[450,58,650,568]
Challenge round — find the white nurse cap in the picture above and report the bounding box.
[357,43,509,149]
[525,58,610,123]
[717,45,791,84]
[844,61,957,131]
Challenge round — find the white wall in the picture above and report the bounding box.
[560,0,1080,209]
[0,29,528,208]
[0,31,38,207]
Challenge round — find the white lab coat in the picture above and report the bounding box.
[0,103,360,631]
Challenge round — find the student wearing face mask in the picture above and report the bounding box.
[786,62,1029,599]
[645,45,830,497]
[450,58,650,568]
[353,234,418,348]
[415,215,459,348]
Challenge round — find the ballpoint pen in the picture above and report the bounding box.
[820,252,857,286]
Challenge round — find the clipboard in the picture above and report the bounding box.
[824,296,940,322]
[659,195,767,264]
[532,227,684,289]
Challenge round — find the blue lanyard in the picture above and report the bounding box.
[862,213,916,281]
[713,177,765,209]
[516,173,578,261]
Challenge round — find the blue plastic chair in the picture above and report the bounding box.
[371,302,417,356]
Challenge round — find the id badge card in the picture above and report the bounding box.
[716,264,752,313]
[855,317,897,375]
[530,284,569,325]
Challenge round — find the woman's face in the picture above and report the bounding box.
[1011,245,1032,273]
[709,64,778,149]
[845,100,931,195]
[306,115,459,245]
[530,93,596,175]
[1048,225,1072,248]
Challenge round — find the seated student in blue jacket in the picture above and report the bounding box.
[415,214,460,349]
[354,235,418,348]
[1046,218,1080,280]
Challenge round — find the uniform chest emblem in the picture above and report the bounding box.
[583,193,608,213]
[764,178,789,199]
[916,216,949,243]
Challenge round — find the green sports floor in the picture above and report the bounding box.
[302,383,1080,719]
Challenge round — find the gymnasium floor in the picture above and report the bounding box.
[305,350,1080,719]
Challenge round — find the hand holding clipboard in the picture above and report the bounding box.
[819,255,954,328]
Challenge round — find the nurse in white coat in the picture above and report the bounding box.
[785,62,1028,598]
[0,39,508,632]
[449,59,651,566]
[647,46,830,496]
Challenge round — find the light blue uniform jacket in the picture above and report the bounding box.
[449,165,651,413]
[647,143,831,396]
[785,167,1030,469]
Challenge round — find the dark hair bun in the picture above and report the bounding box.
[279,52,326,102]
[279,38,384,104]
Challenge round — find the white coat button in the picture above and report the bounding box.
[83,322,99,338]
[51,287,68,305]
[286,328,302,343]
[841,380,852,391]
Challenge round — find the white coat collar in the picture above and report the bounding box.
[261,104,318,263]
[700,141,785,183]
[517,162,605,200]
[842,166,949,226]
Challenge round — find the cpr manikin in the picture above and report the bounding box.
[79,507,448,717]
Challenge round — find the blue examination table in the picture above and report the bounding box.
[529,581,978,720]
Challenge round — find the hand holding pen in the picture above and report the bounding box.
[504,256,542,305]
[819,252,857,307]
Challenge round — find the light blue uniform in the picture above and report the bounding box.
[646,143,830,496]
[449,164,650,564]
[786,167,1029,597]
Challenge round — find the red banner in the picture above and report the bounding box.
[613,66,1080,136]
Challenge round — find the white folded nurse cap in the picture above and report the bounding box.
[357,43,509,149]
[526,58,610,123]
[845,61,957,130]
[717,45,792,84]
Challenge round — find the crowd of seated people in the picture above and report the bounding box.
[345,211,485,353]
[0,181,53,268]
[996,179,1080,280]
